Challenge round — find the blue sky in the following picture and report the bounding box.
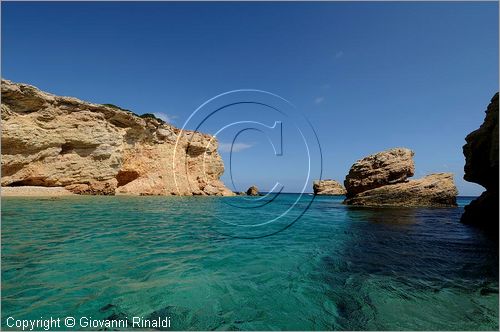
[2,2,498,195]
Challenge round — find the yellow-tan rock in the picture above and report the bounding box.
[246,186,259,196]
[1,79,234,196]
[343,148,457,207]
[344,173,458,207]
[344,148,415,197]
[313,180,346,195]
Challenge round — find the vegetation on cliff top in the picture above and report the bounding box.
[101,104,165,124]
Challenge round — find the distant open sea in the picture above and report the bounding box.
[1,195,498,330]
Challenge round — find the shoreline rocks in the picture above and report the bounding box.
[1,79,234,196]
[343,148,457,207]
[461,93,499,229]
[246,186,259,196]
[313,180,346,195]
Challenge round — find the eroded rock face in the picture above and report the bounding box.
[1,79,234,196]
[461,93,499,228]
[246,186,259,196]
[313,180,346,195]
[344,173,458,207]
[344,148,415,197]
[463,93,499,191]
[343,148,457,207]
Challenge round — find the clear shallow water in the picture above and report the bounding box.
[1,195,498,330]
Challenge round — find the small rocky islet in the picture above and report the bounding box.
[313,92,498,231]
[313,148,458,207]
[313,180,346,195]
[1,79,498,229]
[345,148,457,207]
[246,185,260,196]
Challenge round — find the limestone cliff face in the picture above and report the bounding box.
[461,93,499,229]
[1,79,234,196]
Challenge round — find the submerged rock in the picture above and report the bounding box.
[1,79,234,196]
[344,173,458,207]
[461,93,499,229]
[313,179,346,195]
[246,185,259,196]
[344,148,457,207]
[344,148,415,197]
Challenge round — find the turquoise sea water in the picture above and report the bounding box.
[1,195,498,330]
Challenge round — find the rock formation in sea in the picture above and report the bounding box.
[461,93,499,229]
[312,180,346,195]
[344,148,457,207]
[246,185,259,196]
[345,148,415,197]
[1,79,234,196]
[345,173,458,207]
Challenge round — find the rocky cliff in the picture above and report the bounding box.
[461,93,499,229]
[313,180,346,195]
[1,79,234,196]
[344,148,457,207]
